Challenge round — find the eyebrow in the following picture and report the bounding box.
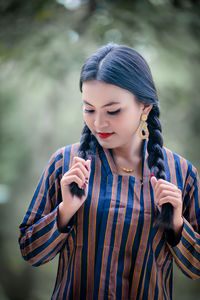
[83,100,120,108]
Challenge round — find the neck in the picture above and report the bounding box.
[111,136,144,177]
[112,136,143,161]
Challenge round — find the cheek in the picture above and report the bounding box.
[117,114,140,134]
[116,113,138,128]
[83,114,93,129]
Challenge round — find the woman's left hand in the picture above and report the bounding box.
[151,176,184,234]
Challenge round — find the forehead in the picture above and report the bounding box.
[82,80,136,105]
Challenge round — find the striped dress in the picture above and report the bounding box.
[19,140,200,299]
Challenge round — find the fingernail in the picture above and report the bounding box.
[82,183,86,189]
[85,165,89,171]
[151,174,155,178]
[88,157,92,161]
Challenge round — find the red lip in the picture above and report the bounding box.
[97,132,114,139]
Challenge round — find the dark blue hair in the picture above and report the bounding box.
[70,43,174,239]
[80,43,157,104]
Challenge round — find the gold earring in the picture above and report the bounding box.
[138,114,149,139]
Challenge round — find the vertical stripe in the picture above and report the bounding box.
[104,176,123,299]
[64,248,75,299]
[107,176,129,298]
[141,181,157,299]
[19,144,200,300]
[128,179,143,297]
[97,174,118,299]
[120,177,136,299]
[167,150,178,186]
[163,258,172,299]
[131,178,151,299]
[86,158,101,299]
[104,149,115,174]
[73,204,84,298]
[114,177,129,299]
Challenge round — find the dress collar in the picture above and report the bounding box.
[98,139,150,180]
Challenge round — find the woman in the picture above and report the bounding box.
[19,43,200,299]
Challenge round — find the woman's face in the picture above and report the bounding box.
[82,80,150,150]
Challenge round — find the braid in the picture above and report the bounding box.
[75,43,177,243]
[70,43,116,198]
[77,124,92,160]
[147,105,174,232]
[69,124,99,197]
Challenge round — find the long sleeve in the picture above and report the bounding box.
[18,147,74,267]
[168,164,200,279]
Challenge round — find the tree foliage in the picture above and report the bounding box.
[0,1,200,299]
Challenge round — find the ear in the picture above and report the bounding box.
[142,104,153,117]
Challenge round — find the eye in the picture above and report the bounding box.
[84,109,95,113]
[108,109,121,115]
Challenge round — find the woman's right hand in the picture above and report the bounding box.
[58,157,91,229]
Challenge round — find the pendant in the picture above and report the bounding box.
[122,167,134,173]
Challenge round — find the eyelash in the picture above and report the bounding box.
[84,109,94,113]
[84,109,121,115]
[108,109,121,115]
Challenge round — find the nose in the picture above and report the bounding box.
[94,112,109,130]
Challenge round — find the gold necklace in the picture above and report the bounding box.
[121,167,134,173]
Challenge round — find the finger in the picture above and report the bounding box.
[63,165,88,186]
[157,195,182,208]
[72,156,87,166]
[85,158,92,174]
[61,174,84,189]
[68,167,88,183]
[70,161,89,178]
[80,159,92,191]
[155,187,180,201]
[155,186,181,202]
[154,179,179,194]
[155,183,179,196]
[155,190,180,204]
[150,176,158,190]
[72,157,92,176]
[156,179,179,190]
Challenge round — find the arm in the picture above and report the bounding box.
[168,165,200,279]
[19,147,91,267]
[18,148,74,267]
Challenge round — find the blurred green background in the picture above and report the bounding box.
[0,0,200,299]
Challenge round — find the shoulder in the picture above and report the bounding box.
[163,146,192,169]
[49,142,80,160]
[162,146,198,189]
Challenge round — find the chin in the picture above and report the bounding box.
[97,140,120,150]
[96,138,112,148]
[94,133,122,149]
